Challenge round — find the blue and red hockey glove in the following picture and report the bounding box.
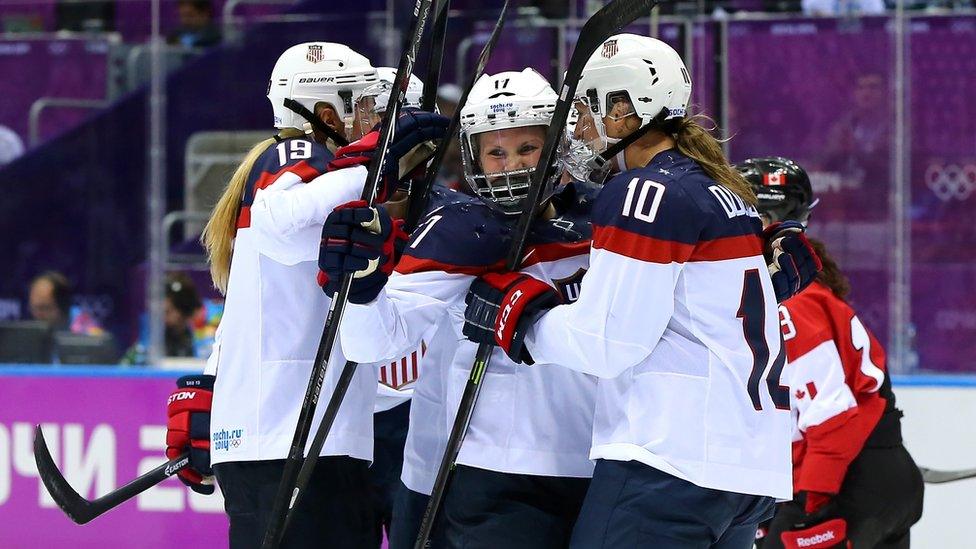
[764,220,822,303]
[327,108,449,203]
[165,374,215,495]
[318,200,408,304]
[462,272,562,364]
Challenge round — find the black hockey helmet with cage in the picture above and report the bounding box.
[736,157,817,224]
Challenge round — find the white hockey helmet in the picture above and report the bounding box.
[564,34,692,182]
[351,67,425,139]
[459,68,560,215]
[267,42,379,140]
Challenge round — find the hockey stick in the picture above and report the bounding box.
[414,1,659,547]
[920,466,976,484]
[421,0,450,112]
[33,425,190,524]
[278,0,512,533]
[405,0,510,233]
[259,1,436,547]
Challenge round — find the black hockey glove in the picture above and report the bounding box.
[318,200,407,304]
[326,108,449,202]
[764,221,822,303]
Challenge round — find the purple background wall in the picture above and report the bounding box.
[0,368,228,548]
[0,8,973,371]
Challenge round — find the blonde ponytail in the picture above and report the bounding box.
[201,128,305,293]
[669,115,757,206]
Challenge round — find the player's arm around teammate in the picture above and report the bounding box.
[164,43,446,549]
[328,68,600,549]
[464,35,794,549]
[738,158,923,549]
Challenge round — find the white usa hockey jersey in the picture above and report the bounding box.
[341,183,600,493]
[526,150,793,499]
[205,138,378,465]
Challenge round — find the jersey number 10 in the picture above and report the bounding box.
[738,269,790,411]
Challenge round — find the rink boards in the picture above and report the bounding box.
[0,366,972,547]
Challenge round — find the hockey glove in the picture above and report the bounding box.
[166,374,215,495]
[779,493,848,549]
[780,518,848,549]
[318,200,407,304]
[327,108,449,203]
[764,221,822,303]
[462,272,561,365]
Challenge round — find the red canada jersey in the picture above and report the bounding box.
[778,281,890,496]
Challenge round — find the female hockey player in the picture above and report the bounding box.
[322,67,599,549]
[460,35,797,548]
[162,43,447,548]
[738,157,924,549]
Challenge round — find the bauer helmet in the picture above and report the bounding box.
[565,34,692,183]
[736,157,818,225]
[267,42,378,141]
[351,67,425,139]
[459,68,561,216]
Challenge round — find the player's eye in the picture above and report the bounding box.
[487,148,506,158]
[518,144,539,155]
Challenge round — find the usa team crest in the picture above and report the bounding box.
[601,39,619,58]
[552,268,587,303]
[306,44,324,63]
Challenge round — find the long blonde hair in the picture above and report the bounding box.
[664,115,757,205]
[201,128,305,293]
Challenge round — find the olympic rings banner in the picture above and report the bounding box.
[0,367,227,549]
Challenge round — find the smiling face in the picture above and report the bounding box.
[475,125,547,183]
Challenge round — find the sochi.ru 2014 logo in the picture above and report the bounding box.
[212,428,245,452]
[925,162,976,202]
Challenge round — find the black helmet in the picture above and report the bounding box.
[735,157,817,224]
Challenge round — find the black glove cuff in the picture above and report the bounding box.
[177,374,215,390]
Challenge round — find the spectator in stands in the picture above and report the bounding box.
[28,271,72,331]
[802,0,885,15]
[168,0,221,49]
[164,272,203,357]
[435,83,465,191]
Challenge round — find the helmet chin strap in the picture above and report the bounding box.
[282,98,350,147]
[586,109,671,180]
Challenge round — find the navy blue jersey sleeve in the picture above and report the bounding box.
[397,201,510,275]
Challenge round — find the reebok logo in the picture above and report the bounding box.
[795,530,835,547]
[167,391,196,405]
[496,289,524,340]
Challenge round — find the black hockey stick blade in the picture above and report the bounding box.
[920,466,976,484]
[414,2,658,547]
[34,425,190,524]
[421,0,451,112]
[259,0,437,547]
[405,0,511,233]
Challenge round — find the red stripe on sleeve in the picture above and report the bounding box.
[253,160,323,192]
[520,241,592,267]
[688,234,763,262]
[237,206,252,229]
[401,357,408,385]
[411,351,418,381]
[395,255,504,276]
[380,365,388,384]
[592,225,694,264]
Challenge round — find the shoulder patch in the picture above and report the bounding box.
[236,138,333,228]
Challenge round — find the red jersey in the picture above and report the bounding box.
[778,281,891,496]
